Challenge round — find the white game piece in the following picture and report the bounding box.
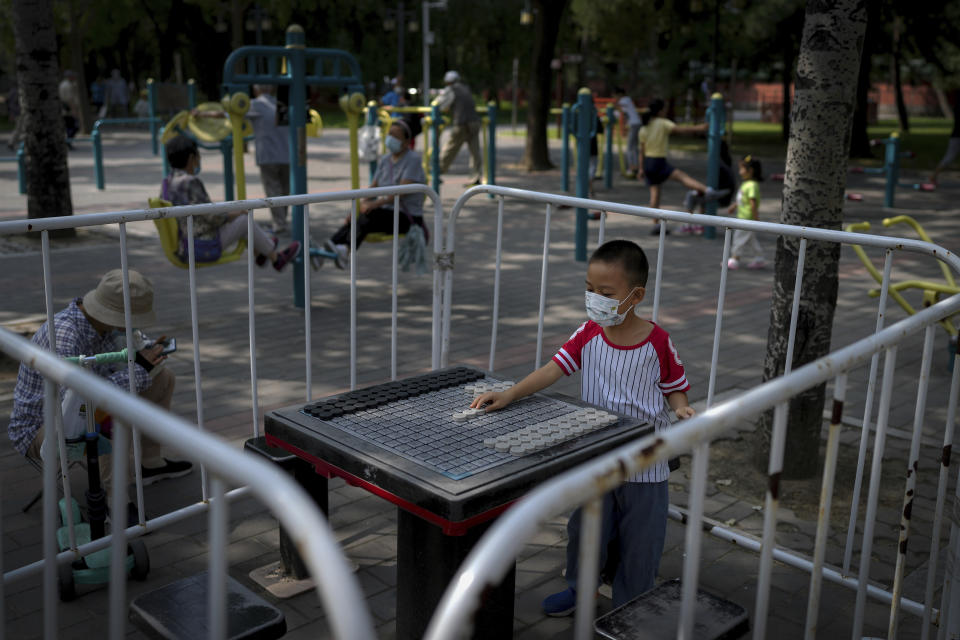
[452,411,468,422]
[495,441,511,452]
[509,445,524,455]
[483,438,497,447]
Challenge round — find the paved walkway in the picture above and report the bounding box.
[1,126,959,638]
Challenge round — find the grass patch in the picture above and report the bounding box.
[672,117,952,171]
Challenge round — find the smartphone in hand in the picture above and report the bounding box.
[159,337,177,355]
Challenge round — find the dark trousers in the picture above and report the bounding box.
[565,480,668,607]
[330,207,414,249]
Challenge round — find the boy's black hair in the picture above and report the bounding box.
[741,155,763,182]
[589,239,649,287]
[647,98,664,118]
[166,134,198,170]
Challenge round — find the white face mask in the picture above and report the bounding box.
[584,288,638,327]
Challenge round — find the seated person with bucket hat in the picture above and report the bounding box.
[8,269,193,491]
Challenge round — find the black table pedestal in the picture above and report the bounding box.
[396,509,515,640]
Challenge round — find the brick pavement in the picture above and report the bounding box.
[1,126,959,638]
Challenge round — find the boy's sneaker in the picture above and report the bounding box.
[704,186,730,201]
[273,241,302,272]
[727,257,740,270]
[141,458,193,486]
[747,258,768,269]
[323,239,349,270]
[542,588,577,617]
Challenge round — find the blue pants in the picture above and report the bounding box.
[564,481,668,608]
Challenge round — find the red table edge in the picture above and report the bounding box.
[265,433,514,536]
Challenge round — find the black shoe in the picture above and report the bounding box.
[141,458,193,486]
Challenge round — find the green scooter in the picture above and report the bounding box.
[57,348,149,600]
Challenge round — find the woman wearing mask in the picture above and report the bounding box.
[323,120,427,269]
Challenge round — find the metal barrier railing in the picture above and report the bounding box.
[424,292,960,640]
[0,185,442,611]
[438,185,960,639]
[0,327,376,639]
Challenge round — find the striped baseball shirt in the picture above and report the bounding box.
[552,320,689,482]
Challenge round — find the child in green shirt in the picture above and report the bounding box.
[726,155,766,270]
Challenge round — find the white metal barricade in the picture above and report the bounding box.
[430,185,960,639]
[0,327,376,640]
[0,185,441,638]
[424,294,960,640]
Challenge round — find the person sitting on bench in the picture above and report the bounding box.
[8,269,193,493]
[162,135,300,271]
[322,120,428,269]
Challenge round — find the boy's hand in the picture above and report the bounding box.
[727,203,736,214]
[675,406,696,420]
[470,390,513,412]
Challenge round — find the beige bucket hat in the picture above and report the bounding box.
[82,269,156,328]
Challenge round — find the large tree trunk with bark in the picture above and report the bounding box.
[524,0,567,171]
[13,0,75,233]
[754,0,867,478]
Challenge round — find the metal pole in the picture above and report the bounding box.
[561,104,571,192]
[431,103,441,192]
[366,101,379,183]
[486,101,497,188]
[574,88,594,262]
[93,126,104,190]
[422,1,430,106]
[704,92,724,240]
[604,104,614,190]
[397,1,405,81]
[187,78,197,109]
[885,132,900,208]
[220,139,234,200]
[511,57,519,133]
[147,78,158,155]
[287,25,308,310]
[17,143,26,194]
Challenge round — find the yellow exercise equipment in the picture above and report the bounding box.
[847,216,958,337]
[154,94,254,268]
[306,109,323,138]
[148,198,247,269]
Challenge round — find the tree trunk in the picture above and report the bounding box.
[524,0,568,171]
[892,18,910,132]
[753,0,867,479]
[12,0,75,233]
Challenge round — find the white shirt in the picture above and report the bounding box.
[553,321,689,482]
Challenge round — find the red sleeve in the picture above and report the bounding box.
[651,327,689,394]
[552,321,595,376]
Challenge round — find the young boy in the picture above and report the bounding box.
[471,239,695,614]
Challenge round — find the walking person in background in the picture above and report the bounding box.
[437,70,483,187]
[726,155,766,270]
[105,69,129,118]
[90,74,106,118]
[58,70,82,140]
[247,84,291,234]
[614,88,642,179]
